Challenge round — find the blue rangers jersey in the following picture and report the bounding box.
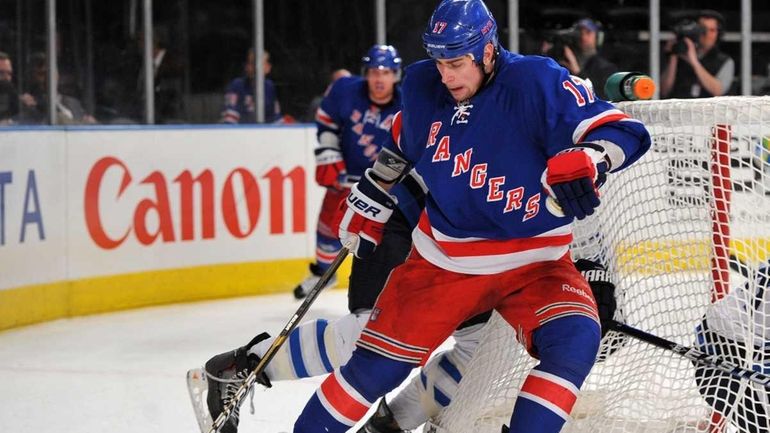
[389,49,651,274]
[221,77,282,124]
[315,76,402,179]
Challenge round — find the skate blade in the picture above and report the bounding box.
[186,368,214,433]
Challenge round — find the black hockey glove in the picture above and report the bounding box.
[575,258,616,336]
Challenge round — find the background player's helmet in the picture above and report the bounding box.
[361,44,402,79]
[422,0,498,64]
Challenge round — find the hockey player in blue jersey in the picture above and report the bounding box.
[359,258,619,433]
[292,1,651,432]
[293,44,403,300]
[220,49,283,124]
[189,165,496,433]
[189,189,619,433]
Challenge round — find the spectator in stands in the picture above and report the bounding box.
[661,10,734,98]
[220,48,282,124]
[154,28,184,123]
[0,52,19,124]
[0,52,12,83]
[18,52,97,125]
[131,27,185,123]
[303,68,351,122]
[542,18,618,100]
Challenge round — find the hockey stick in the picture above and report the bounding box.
[606,320,770,389]
[207,242,353,433]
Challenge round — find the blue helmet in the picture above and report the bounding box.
[422,0,498,64]
[362,44,402,72]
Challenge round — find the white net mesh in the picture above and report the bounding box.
[428,97,770,433]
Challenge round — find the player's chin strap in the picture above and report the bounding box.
[476,45,500,90]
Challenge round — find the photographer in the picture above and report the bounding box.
[661,10,734,98]
[541,18,618,100]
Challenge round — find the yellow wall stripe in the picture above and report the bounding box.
[0,258,352,331]
[616,238,770,274]
[4,237,765,331]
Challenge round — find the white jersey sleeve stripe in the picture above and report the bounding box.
[572,109,629,143]
[517,391,570,420]
[315,107,340,130]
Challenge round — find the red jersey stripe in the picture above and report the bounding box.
[520,373,578,415]
[358,332,427,362]
[318,373,370,424]
[417,213,572,257]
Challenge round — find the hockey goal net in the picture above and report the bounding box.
[427,97,770,433]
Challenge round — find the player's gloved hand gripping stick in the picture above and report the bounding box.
[334,170,396,259]
[206,239,356,433]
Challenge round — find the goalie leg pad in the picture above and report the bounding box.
[325,312,370,369]
[250,312,369,381]
[385,376,431,430]
[509,315,600,433]
[294,348,414,433]
[388,322,485,429]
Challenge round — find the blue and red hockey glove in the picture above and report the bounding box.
[333,170,396,258]
[315,147,347,190]
[543,147,609,220]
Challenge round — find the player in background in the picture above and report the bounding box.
[694,260,770,433]
[187,45,403,433]
[292,0,651,432]
[220,49,283,124]
[292,44,403,300]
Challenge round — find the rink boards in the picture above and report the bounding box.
[2,118,769,331]
[0,125,351,330]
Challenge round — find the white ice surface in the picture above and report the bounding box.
[0,289,406,433]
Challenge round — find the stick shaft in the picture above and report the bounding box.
[208,246,350,433]
[608,320,770,388]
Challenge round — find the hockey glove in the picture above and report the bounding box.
[575,259,616,329]
[334,169,396,259]
[315,147,347,190]
[543,147,609,220]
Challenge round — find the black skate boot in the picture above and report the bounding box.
[358,399,406,433]
[293,262,337,299]
[205,332,273,433]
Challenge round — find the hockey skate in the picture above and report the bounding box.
[358,399,406,433]
[293,262,337,299]
[186,333,272,433]
[186,367,213,433]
